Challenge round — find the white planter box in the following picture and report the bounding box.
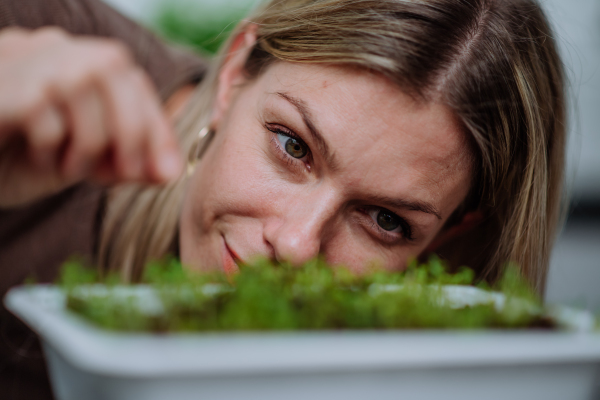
[5,285,600,400]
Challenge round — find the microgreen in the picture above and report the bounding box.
[60,256,555,332]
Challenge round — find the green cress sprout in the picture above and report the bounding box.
[59,256,555,332]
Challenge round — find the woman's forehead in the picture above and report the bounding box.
[259,62,466,153]
[255,62,472,215]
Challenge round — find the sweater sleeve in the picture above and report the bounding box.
[0,0,207,100]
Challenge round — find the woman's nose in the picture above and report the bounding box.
[262,189,338,267]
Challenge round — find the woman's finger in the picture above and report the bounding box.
[50,37,133,101]
[24,104,66,169]
[131,71,182,182]
[147,106,183,182]
[60,86,110,180]
[100,68,147,181]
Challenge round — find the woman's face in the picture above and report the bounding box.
[179,61,472,275]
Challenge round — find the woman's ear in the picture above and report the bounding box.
[423,210,484,253]
[211,24,259,130]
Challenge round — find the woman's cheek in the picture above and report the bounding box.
[317,226,370,273]
[196,127,285,224]
[323,226,414,273]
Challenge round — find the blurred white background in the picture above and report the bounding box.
[102,0,600,311]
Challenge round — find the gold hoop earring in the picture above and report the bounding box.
[187,127,215,176]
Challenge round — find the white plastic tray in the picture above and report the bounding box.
[5,285,600,400]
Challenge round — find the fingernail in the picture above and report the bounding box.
[159,152,182,180]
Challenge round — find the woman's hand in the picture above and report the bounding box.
[0,27,183,208]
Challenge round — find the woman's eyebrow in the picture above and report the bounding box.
[369,195,443,220]
[275,91,338,169]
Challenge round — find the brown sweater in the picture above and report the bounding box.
[0,1,207,399]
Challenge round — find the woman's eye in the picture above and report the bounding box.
[366,208,407,234]
[277,133,308,159]
[374,209,402,231]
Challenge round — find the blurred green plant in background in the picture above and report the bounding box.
[153,0,259,55]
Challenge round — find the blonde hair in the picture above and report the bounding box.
[99,0,566,294]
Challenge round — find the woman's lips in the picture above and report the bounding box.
[221,237,241,276]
